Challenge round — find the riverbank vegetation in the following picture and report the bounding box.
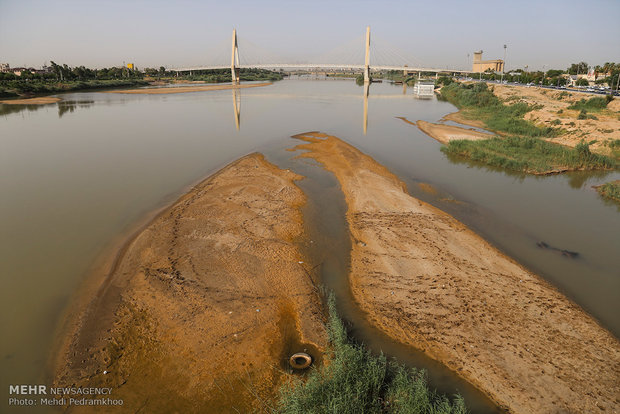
[168,68,284,83]
[0,79,149,98]
[440,82,558,137]
[277,294,467,414]
[0,63,283,98]
[595,180,620,203]
[442,137,618,174]
[0,62,147,97]
[437,82,620,173]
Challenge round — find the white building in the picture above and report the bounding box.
[413,81,435,98]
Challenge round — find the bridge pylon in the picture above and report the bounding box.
[364,26,371,83]
[231,29,240,84]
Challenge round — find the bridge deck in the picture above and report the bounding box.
[172,64,474,74]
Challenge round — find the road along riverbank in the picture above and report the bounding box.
[52,153,326,413]
[292,131,620,414]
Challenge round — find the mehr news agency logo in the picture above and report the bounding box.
[8,384,123,407]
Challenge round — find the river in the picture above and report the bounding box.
[1,78,618,412]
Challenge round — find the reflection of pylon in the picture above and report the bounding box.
[232,89,240,130]
[363,82,369,134]
[231,29,240,84]
[364,26,371,84]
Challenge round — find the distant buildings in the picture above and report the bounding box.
[0,63,52,76]
[472,51,504,73]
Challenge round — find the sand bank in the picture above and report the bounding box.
[414,119,494,144]
[102,82,271,94]
[53,153,326,413]
[292,132,620,414]
[0,96,61,105]
[443,111,488,130]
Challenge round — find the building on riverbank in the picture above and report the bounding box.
[472,51,504,73]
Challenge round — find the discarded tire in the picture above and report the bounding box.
[289,352,312,369]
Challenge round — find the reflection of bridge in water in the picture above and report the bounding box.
[173,27,473,84]
[231,79,417,135]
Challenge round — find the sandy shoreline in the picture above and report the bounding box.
[53,153,326,413]
[102,82,272,94]
[442,111,489,130]
[293,132,620,414]
[0,96,61,105]
[414,119,495,144]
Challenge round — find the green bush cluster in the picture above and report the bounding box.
[568,96,612,112]
[277,294,468,414]
[0,79,149,96]
[442,137,617,174]
[595,180,620,202]
[577,109,599,120]
[179,68,283,83]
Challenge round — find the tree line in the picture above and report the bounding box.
[472,61,620,89]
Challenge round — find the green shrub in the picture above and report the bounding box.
[606,139,620,148]
[442,137,617,174]
[595,180,620,202]
[277,294,468,414]
[568,97,609,112]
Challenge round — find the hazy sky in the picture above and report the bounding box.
[1,0,618,71]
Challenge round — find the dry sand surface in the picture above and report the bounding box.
[413,119,495,144]
[493,84,620,153]
[293,132,620,414]
[0,96,61,104]
[53,153,326,413]
[103,82,272,94]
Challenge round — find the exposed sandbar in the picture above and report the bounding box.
[443,111,488,129]
[292,132,620,414]
[0,96,61,105]
[102,82,272,94]
[414,119,495,144]
[53,153,326,413]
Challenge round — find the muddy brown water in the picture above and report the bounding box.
[1,79,618,412]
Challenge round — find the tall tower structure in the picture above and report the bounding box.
[231,29,240,84]
[364,26,371,83]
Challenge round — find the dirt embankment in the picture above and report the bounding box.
[103,82,272,94]
[53,153,326,413]
[292,132,620,414]
[412,119,494,144]
[494,85,619,153]
[0,96,61,105]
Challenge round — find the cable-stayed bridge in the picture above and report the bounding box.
[171,27,473,82]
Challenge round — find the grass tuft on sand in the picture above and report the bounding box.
[441,137,618,174]
[277,294,468,414]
